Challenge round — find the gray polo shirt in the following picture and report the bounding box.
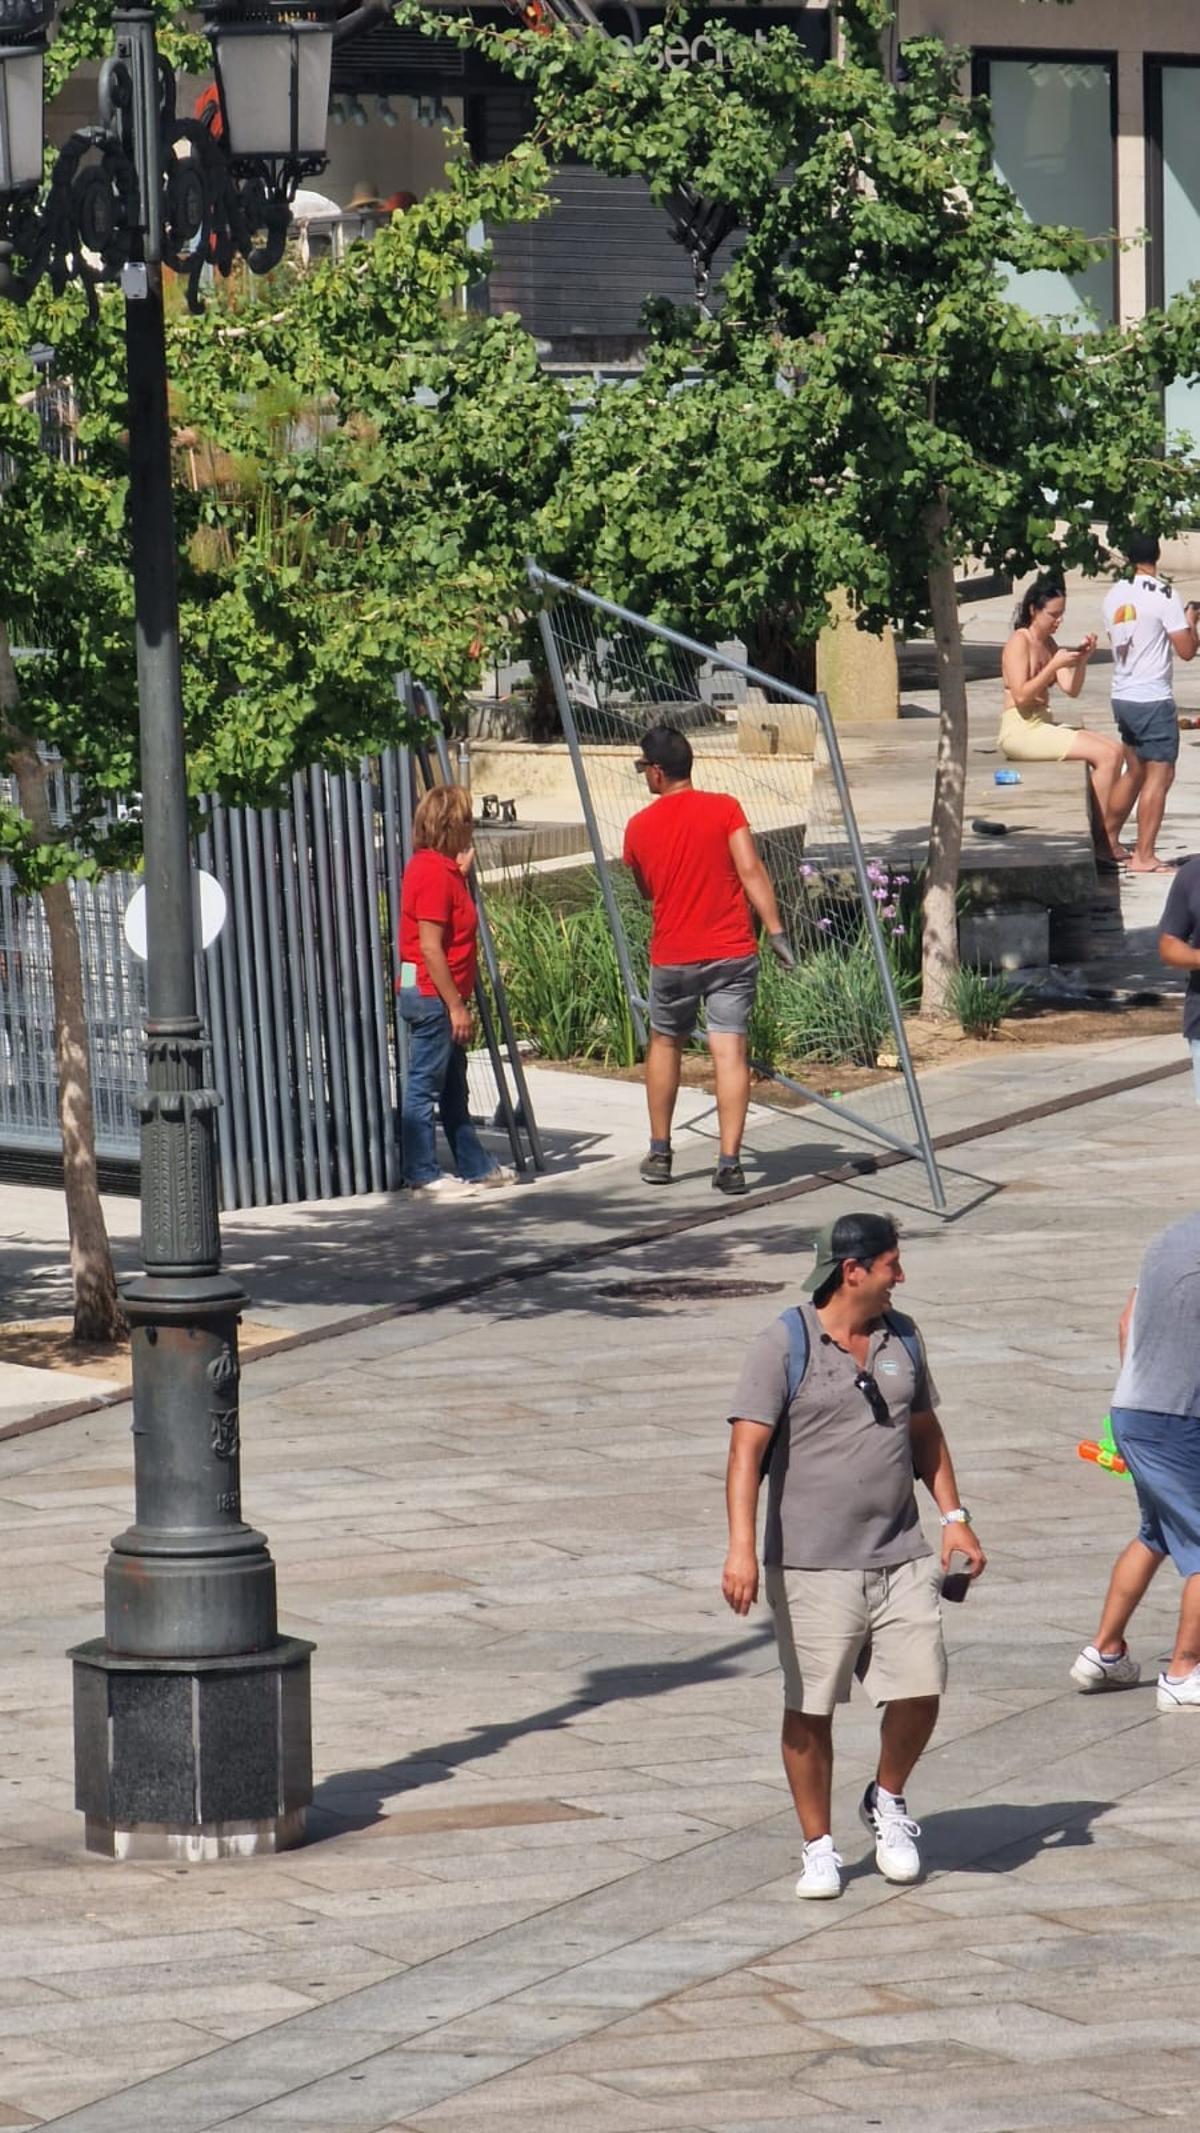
[729,1301,938,1571]
[1112,1213,1200,1419]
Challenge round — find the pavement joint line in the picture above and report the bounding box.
[0,1050,1188,1449]
[41,1688,1187,2133]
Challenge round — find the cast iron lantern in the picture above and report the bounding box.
[203,0,336,172]
[0,0,50,198]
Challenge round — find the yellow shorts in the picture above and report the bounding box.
[765,1558,947,1715]
[997,708,1075,763]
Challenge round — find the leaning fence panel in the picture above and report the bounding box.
[529,564,944,1210]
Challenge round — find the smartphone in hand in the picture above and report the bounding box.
[940,1568,972,1603]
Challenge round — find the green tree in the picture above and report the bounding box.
[0,132,562,1338]
[434,0,1200,1010]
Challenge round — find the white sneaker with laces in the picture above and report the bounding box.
[1157,1666,1200,1711]
[1070,1643,1141,1692]
[409,1175,480,1203]
[860,1784,923,1884]
[795,1835,843,1900]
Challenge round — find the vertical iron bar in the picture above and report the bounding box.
[360,759,399,1192]
[211,804,253,1210]
[380,748,407,1157]
[198,818,238,1211]
[226,809,270,1207]
[308,764,352,1195]
[293,773,334,1199]
[261,810,300,1204]
[343,766,384,1192]
[328,771,368,1195]
[243,810,284,1203]
[278,798,318,1200]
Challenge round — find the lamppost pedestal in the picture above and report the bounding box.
[71,1637,314,1861]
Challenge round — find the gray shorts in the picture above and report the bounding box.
[1113,698,1179,765]
[765,1558,947,1715]
[648,953,759,1040]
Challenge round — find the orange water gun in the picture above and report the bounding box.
[1077,1415,1129,1479]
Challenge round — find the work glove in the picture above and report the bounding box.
[768,931,796,971]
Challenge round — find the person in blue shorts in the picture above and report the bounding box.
[1072,1213,1200,1708]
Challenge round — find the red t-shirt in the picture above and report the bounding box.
[399,849,478,999]
[623,788,757,966]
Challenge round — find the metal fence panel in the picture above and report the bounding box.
[0,746,539,1207]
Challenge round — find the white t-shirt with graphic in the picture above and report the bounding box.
[1103,573,1189,704]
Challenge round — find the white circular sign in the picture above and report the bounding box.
[123,871,228,963]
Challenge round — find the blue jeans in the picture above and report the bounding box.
[398,990,496,1186]
[1111,1407,1200,1576]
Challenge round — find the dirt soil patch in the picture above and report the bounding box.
[544,1002,1183,1100]
[0,1318,282,1383]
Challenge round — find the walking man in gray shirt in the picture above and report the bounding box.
[1072,1212,1200,1707]
[723,1211,985,1899]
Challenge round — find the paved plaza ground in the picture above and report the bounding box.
[1,1031,1199,2132]
[3,564,1200,2127]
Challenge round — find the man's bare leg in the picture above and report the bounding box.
[781,1710,834,1840]
[1093,1538,1165,1654]
[1129,760,1176,871]
[1109,753,1144,841]
[707,1029,751,1160]
[644,1031,683,1144]
[1165,1574,1200,1679]
[877,1696,939,1796]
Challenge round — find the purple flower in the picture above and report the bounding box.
[818,916,833,931]
[891,924,905,936]
[872,887,888,901]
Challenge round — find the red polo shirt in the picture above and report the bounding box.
[623,788,756,966]
[399,849,478,999]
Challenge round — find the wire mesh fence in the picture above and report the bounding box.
[530,564,944,1207]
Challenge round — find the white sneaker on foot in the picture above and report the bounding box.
[475,1165,518,1190]
[795,1835,843,1900]
[860,1784,923,1884]
[1070,1643,1141,1692]
[1157,1666,1200,1710]
[409,1175,480,1202]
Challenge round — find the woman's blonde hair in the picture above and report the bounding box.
[412,783,473,856]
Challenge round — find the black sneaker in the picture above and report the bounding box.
[640,1149,673,1185]
[712,1161,747,1195]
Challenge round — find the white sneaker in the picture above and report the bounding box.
[795,1835,843,1900]
[1070,1643,1141,1692]
[860,1784,923,1884]
[1157,1666,1200,1711]
[475,1165,518,1190]
[409,1176,480,1202]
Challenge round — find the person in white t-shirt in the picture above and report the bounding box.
[1103,533,1200,873]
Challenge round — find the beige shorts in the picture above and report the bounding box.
[765,1558,947,1715]
[997,708,1075,763]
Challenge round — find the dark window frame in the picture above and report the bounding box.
[971,47,1120,326]
[1145,55,1200,316]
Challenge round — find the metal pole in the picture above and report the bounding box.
[535,605,648,1048]
[812,690,946,1212]
[70,12,312,1860]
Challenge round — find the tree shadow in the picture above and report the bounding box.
[307,1624,776,1837]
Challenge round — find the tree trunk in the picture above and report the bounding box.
[920,495,969,1020]
[0,623,125,1343]
[744,610,818,695]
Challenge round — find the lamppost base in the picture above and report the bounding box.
[70,1634,313,1861]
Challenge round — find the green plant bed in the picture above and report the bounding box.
[487,868,919,1074]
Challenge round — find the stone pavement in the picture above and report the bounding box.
[1,1036,1200,2128]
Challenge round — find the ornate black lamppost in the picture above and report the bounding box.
[0,0,336,1858]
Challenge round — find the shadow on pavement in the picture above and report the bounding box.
[922,1796,1113,1875]
[307,1624,776,1836]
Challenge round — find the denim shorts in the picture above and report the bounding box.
[1112,698,1179,765]
[649,953,759,1040]
[1111,1407,1200,1574]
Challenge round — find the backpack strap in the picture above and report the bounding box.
[759,1305,810,1482]
[882,1309,924,1391]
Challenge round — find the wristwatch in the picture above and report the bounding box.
[940,1507,972,1526]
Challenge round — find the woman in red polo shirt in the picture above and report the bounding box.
[398,785,512,1200]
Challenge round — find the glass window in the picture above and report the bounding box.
[985,59,1114,327]
[1159,67,1200,446]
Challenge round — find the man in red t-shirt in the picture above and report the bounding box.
[623,725,794,1196]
